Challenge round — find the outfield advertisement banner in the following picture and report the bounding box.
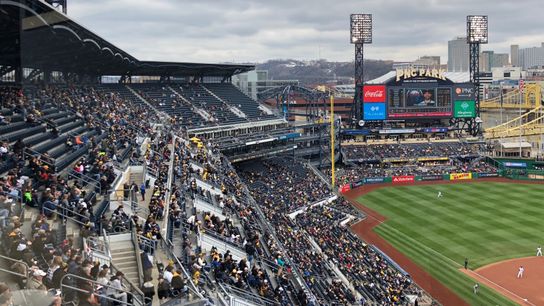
[364,177,386,184]
[419,175,443,181]
[339,184,351,193]
[477,173,499,178]
[392,175,415,183]
[528,173,544,180]
[417,157,449,162]
[504,162,527,168]
[352,180,365,188]
[450,173,472,180]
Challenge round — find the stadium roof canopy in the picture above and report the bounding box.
[499,141,532,149]
[0,0,254,78]
[367,71,470,84]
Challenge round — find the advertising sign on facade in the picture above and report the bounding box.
[453,100,476,118]
[453,85,476,100]
[363,103,386,120]
[364,177,385,184]
[392,176,415,184]
[449,173,473,180]
[363,85,386,102]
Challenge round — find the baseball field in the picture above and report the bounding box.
[352,181,544,306]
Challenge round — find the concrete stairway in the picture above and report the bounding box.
[109,236,140,285]
[128,169,144,186]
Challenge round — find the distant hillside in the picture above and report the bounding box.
[256,59,393,85]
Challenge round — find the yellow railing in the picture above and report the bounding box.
[485,109,544,139]
[480,84,541,109]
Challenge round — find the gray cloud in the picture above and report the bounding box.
[67,0,544,64]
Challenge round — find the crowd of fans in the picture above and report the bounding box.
[0,84,162,305]
[343,142,485,161]
[295,205,421,304]
[1,83,439,306]
[241,158,331,212]
[0,208,140,306]
[330,142,498,186]
[176,84,238,124]
[167,140,305,305]
[236,157,428,305]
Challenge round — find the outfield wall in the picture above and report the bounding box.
[338,171,509,193]
[339,169,544,193]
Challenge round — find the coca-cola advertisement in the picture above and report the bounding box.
[363,85,386,102]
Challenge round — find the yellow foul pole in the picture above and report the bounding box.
[330,94,335,188]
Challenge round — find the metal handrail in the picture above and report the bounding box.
[60,273,144,306]
[68,169,101,188]
[0,253,29,279]
[41,205,88,227]
[136,234,157,252]
[23,147,55,168]
[85,237,109,261]
[218,282,277,306]
[101,228,112,260]
[161,237,204,300]
[109,262,146,304]
[199,227,245,250]
[131,220,144,287]
[162,133,177,242]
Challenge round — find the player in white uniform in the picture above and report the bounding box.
[537,246,542,256]
[437,191,443,198]
[517,266,524,278]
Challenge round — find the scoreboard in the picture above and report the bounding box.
[362,68,476,121]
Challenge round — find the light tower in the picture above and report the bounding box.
[349,14,372,128]
[466,15,488,135]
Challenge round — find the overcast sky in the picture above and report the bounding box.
[67,0,544,64]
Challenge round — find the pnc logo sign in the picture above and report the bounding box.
[454,86,475,99]
[363,85,386,102]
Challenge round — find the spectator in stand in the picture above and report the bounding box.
[157,276,170,301]
[141,276,155,305]
[0,282,12,306]
[106,271,127,305]
[27,269,47,291]
[140,182,146,201]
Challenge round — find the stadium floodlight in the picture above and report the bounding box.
[467,15,488,44]
[350,14,372,44]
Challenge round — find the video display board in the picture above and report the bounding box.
[387,86,453,118]
[362,68,475,120]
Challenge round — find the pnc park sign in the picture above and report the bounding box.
[395,68,447,82]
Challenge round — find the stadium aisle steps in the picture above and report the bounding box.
[110,240,140,285]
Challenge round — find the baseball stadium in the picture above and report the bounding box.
[1,1,544,306]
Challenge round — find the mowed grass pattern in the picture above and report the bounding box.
[356,182,544,306]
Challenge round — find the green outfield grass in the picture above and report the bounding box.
[356,182,544,306]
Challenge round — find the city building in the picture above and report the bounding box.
[414,56,441,67]
[447,36,469,72]
[392,56,441,71]
[491,67,524,81]
[232,70,298,100]
[480,51,509,71]
[510,45,519,67]
[517,43,544,69]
